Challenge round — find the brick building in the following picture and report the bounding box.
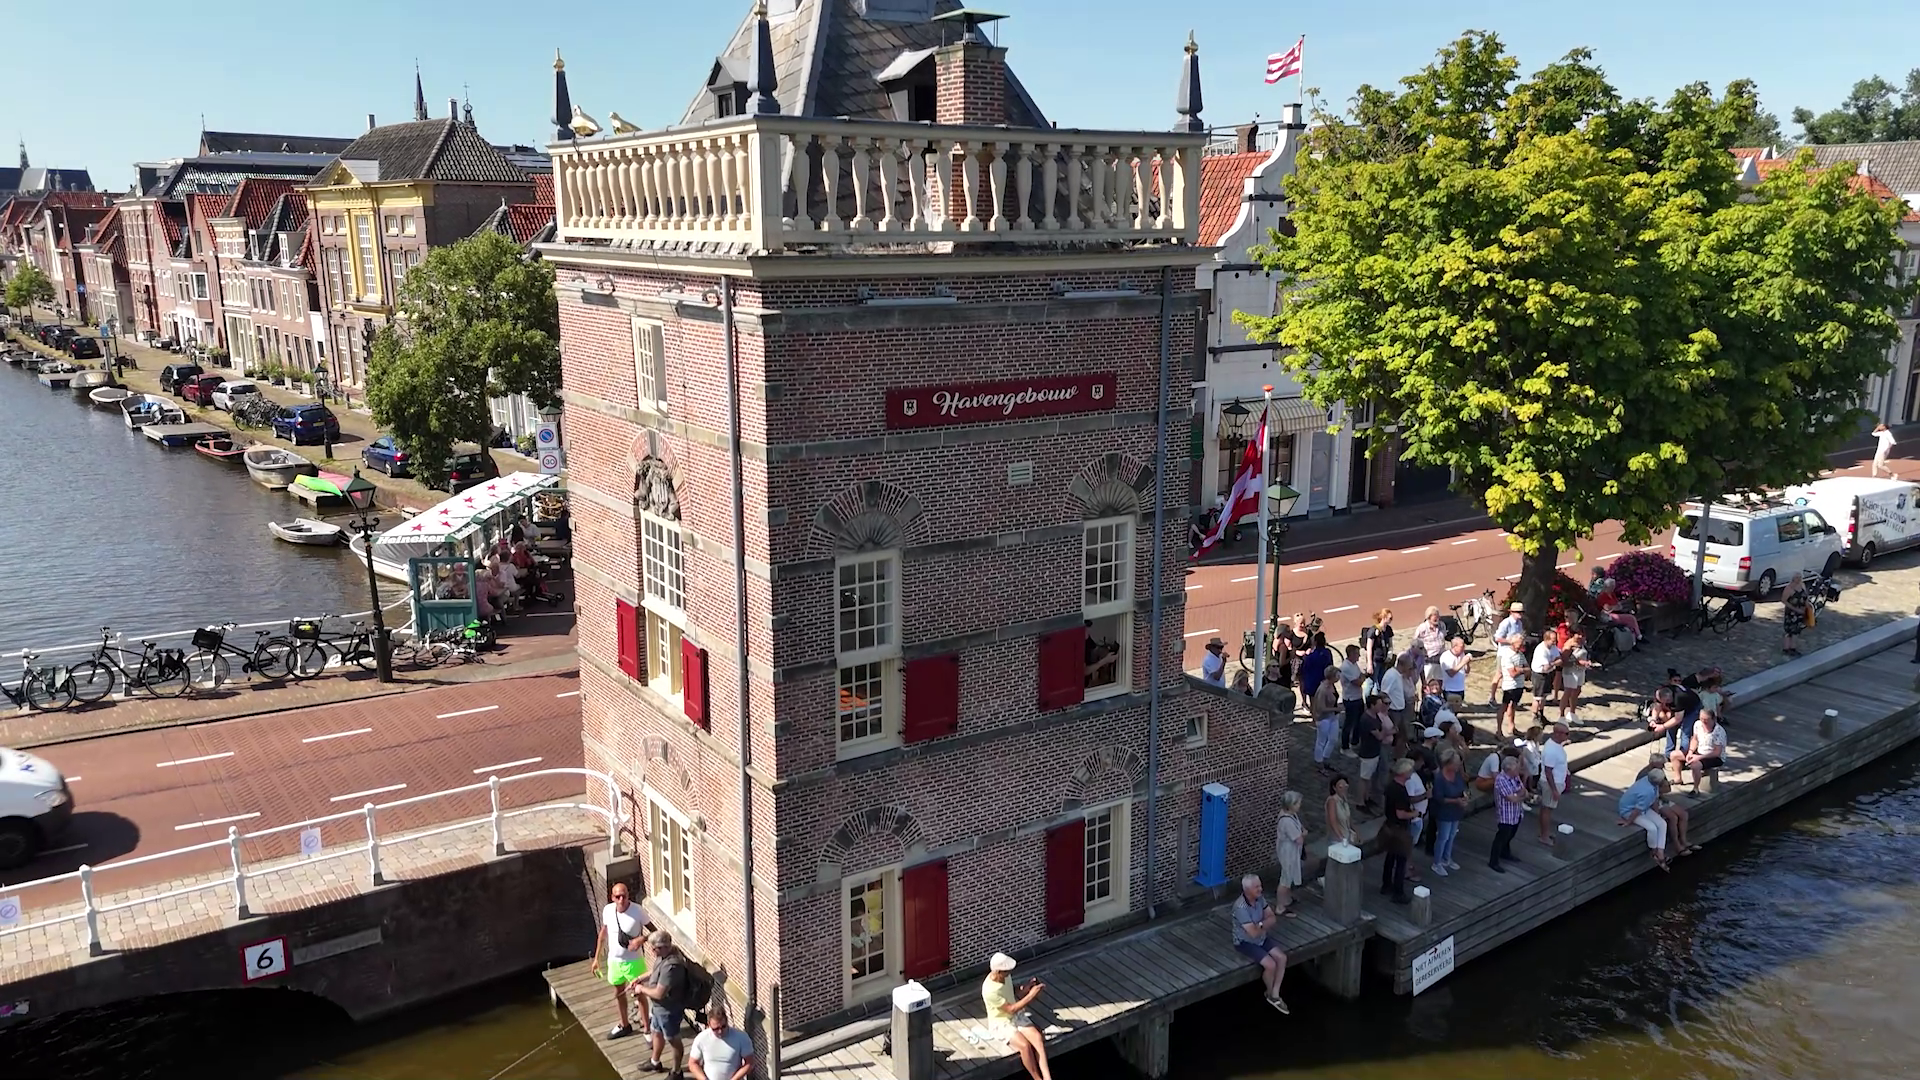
[545,0,1284,1034]
[12,192,112,319]
[74,206,131,332]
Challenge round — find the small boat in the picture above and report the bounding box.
[3,350,28,366]
[194,436,247,463]
[268,518,345,546]
[243,445,318,489]
[35,360,76,375]
[37,367,77,389]
[69,370,111,392]
[122,394,186,429]
[144,421,226,447]
[89,385,132,408]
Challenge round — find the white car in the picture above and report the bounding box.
[211,379,261,411]
[0,747,73,869]
[1670,498,1844,594]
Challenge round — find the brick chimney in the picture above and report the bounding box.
[1234,124,1258,154]
[934,29,1008,226]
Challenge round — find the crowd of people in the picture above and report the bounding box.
[592,885,745,1080]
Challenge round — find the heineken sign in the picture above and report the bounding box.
[885,374,1117,430]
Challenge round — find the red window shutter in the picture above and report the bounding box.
[1036,626,1087,711]
[901,859,951,979]
[615,599,640,678]
[681,637,710,729]
[902,654,960,743]
[1043,820,1086,935]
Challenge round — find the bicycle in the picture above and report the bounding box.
[1441,589,1497,648]
[63,627,194,702]
[286,617,405,678]
[2,652,76,711]
[232,396,279,430]
[1667,593,1755,637]
[419,621,488,666]
[182,624,299,689]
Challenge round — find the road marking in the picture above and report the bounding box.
[435,705,501,720]
[41,842,88,856]
[1324,605,1359,614]
[1641,546,1664,552]
[156,752,234,768]
[1184,584,1203,591]
[64,776,80,783]
[1183,628,1221,638]
[1496,532,1509,538]
[1596,552,1622,562]
[329,783,407,803]
[473,757,542,775]
[1230,574,1258,583]
[1389,593,1422,602]
[1556,562,1576,569]
[1348,555,1378,564]
[302,727,373,744]
[555,689,582,697]
[1291,564,1324,573]
[1503,573,1521,581]
[1445,583,1477,591]
[174,812,261,832]
[1399,546,1430,554]
[1450,538,1478,546]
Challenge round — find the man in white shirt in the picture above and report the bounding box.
[1496,646,1527,739]
[1338,644,1365,755]
[1201,636,1227,685]
[590,883,649,1040]
[1873,422,1898,479]
[1529,637,1562,722]
[1538,721,1571,844]
[1381,655,1414,729]
[1438,637,1471,706]
[1680,712,1730,793]
[689,1005,756,1080]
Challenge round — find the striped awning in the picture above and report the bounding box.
[1223,395,1329,436]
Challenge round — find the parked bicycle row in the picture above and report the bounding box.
[3,617,492,713]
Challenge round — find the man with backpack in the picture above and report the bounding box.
[633,930,716,1076]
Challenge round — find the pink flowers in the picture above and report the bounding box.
[1607,551,1691,605]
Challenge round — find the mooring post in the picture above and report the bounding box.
[1112,1011,1172,1079]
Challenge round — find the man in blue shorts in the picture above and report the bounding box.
[1231,873,1290,1014]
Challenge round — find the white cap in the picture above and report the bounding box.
[989,952,1017,972]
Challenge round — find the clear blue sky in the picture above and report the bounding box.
[11,0,1909,189]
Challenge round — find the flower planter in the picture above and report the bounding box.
[1636,600,1692,635]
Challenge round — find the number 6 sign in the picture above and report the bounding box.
[243,937,289,981]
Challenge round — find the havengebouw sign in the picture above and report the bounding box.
[885,375,1117,430]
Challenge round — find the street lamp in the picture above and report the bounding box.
[343,470,394,682]
[1265,482,1302,637]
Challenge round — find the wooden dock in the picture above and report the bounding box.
[1359,643,1920,993]
[143,421,225,447]
[546,896,1374,1080]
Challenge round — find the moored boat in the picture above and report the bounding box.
[68,369,111,392]
[243,445,318,489]
[89,385,132,408]
[144,421,226,447]
[194,436,247,462]
[121,394,185,428]
[268,518,345,546]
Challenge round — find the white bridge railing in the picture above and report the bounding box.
[550,115,1208,252]
[0,768,622,957]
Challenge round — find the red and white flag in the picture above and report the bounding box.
[1193,415,1267,560]
[1265,39,1304,85]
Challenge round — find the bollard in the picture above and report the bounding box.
[888,980,933,1080]
[79,864,101,956]
[1323,841,1363,925]
[364,802,384,885]
[1820,709,1838,737]
[1698,770,1719,796]
[1410,885,1432,927]
[489,775,505,856]
[228,826,250,918]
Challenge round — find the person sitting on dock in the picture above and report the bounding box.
[983,953,1054,1080]
[1650,772,1698,856]
[1617,767,1671,872]
[1677,710,1729,794]
[1231,874,1291,1014]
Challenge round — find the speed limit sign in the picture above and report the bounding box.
[243,936,290,981]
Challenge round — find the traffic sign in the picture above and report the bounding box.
[535,422,559,447]
[0,896,20,929]
[538,450,563,475]
[243,937,290,981]
[299,827,323,856]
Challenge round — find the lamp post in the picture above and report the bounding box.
[343,470,394,682]
[1264,482,1302,638]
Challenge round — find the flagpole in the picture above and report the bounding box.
[1251,385,1274,693]
[1296,35,1306,105]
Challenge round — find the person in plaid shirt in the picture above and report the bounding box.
[1488,755,1527,873]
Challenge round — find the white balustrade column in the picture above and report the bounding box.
[1040,145,1059,231]
[1089,147,1109,231]
[1064,145,1084,231]
[1154,150,1174,229]
[787,133,812,232]
[925,140,950,231]
[877,139,901,231]
[987,144,1009,231]
[1013,147,1035,230]
[850,137,873,232]
[1130,152,1150,230]
[958,141,982,232]
[821,138,845,232]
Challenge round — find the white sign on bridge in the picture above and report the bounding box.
[243,937,289,982]
[1410,934,1455,996]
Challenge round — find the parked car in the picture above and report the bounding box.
[66,337,102,360]
[180,373,225,406]
[0,745,74,870]
[1784,476,1920,567]
[441,442,502,492]
[271,403,340,445]
[1669,497,1844,595]
[158,362,204,394]
[211,379,260,411]
[361,434,411,477]
[37,325,71,348]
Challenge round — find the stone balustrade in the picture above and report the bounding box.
[549,116,1207,252]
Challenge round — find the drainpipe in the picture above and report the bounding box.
[1144,265,1173,917]
[721,277,760,1012]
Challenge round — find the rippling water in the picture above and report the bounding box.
[0,364,395,659]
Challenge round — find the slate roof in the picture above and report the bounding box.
[201,131,353,156]
[473,200,557,246]
[149,155,333,198]
[1198,151,1267,247]
[0,166,94,195]
[321,119,532,185]
[1804,141,1920,197]
[678,0,1048,128]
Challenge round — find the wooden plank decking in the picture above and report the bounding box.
[1359,645,1920,992]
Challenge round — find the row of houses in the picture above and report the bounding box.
[0,78,564,442]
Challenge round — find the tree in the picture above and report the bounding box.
[1730,108,1787,152]
[1791,69,1920,144]
[5,265,54,316]
[365,231,560,488]
[1242,33,1912,629]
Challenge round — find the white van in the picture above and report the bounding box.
[0,747,74,869]
[1785,477,1920,567]
[1669,498,1845,594]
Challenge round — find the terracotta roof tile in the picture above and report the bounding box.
[228,177,301,230]
[505,203,555,244]
[533,173,554,204]
[1199,151,1269,247]
[188,191,231,226]
[1730,147,1769,161]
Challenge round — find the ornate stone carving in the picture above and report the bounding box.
[1070,452,1155,519]
[808,479,928,557]
[634,455,681,520]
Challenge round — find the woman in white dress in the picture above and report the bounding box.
[1274,790,1305,917]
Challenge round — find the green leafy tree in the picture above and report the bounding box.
[1730,108,1788,152]
[5,265,55,316]
[365,231,560,488]
[1791,69,1920,144]
[1243,33,1912,628]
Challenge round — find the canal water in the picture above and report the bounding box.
[12,736,1912,1080]
[0,364,395,660]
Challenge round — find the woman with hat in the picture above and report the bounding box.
[983,952,1052,1080]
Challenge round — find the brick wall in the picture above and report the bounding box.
[934,42,1008,223]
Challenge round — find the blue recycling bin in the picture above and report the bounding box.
[1194,782,1230,887]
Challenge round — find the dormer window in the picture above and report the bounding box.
[706,57,748,118]
[876,49,938,122]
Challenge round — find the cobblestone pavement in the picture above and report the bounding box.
[0,806,608,979]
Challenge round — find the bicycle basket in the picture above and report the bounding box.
[1736,598,1756,622]
[289,619,324,640]
[191,627,225,650]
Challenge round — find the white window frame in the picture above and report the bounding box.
[842,865,901,1005]
[835,552,901,758]
[632,316,665,410]
[644,788,694,926]
[1082,801,1132,924]
[1183,712,1208,748]
[402,215,417,237]
[640,512,686,704]
[1081,517,1134,700]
